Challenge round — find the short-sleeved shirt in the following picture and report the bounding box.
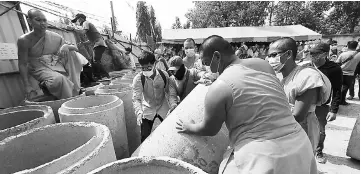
[336,51,360,76]
[82,21,107,48]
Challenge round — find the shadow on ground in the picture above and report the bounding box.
[325,153,360,170]
[338,102,360,119]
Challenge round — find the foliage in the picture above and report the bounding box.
[185,1,269,28]
[185,1,360,35]
[136,2,163,42]
[172,16,182,29]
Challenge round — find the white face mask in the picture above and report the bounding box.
[267,51,290,73]
[143,70,153,77]
[185,49,195,57]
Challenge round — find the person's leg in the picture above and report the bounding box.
[140,118,154,142]
[93,46,109,79]
[348,77,355,99]
[341,75,353,105]
[315,105,329,163]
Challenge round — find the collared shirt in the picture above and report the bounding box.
[132,70,178,120]
[336,50,360,76]
[82,21,107,48]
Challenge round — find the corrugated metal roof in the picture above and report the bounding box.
[162,25,322,44]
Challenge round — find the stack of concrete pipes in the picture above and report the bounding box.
[0,68,229,173]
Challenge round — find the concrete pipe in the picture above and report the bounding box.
[109,70,132,79]
[0,122,116,174]
[88,156,207,174]
[23,94,85,123]
[132,84,230,174]
[95,84,140,154]
[59,95,129,159]
[0,105,55,142]
[346,116,360,160]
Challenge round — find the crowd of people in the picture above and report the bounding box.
[18,8,360,174]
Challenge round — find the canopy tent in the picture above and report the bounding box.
[162,25,322,44]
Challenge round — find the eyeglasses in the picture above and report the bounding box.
[168,70,177,75]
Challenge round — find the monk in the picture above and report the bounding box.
[176,35,317,174]
[18,9,82,100]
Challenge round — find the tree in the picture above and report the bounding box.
[136,1,151,42]
[183,20,191,29]
[185,1,270,28]
[172,16,182,29]
[324,1,360,34]
[154,22,162,42]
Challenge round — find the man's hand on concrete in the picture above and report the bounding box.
[137,113,144,126]
[327,112,337,122]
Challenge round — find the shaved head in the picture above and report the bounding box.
[200,35,234,59]
[27,9,43,19]
[269,37,298,59]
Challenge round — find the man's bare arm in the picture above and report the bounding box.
[17,38,31,89]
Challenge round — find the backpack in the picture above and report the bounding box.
[141,69,167,89]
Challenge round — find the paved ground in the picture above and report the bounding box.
[317,81,360,174]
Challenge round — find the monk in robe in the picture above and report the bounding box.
[18,9,82,99]
[176,35,317,174]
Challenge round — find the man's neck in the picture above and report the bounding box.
[281,61,297,78]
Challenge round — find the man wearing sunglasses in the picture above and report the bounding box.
[268,37,332,154]
[132,51,178,142]
[309,42,343,164]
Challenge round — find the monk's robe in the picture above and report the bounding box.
[27,30,83,99]
[282,65,332,153]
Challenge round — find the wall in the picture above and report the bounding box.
[0,1,26,108]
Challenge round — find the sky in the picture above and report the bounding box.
[20,0,195,37]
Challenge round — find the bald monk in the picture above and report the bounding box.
[18,9,82,99]
[176,35,317,174]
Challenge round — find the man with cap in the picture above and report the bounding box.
[168,56,206,104]
[310,42,343,163]
[124,47,136,71]
[71,13,110,80]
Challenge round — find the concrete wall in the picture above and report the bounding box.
[88,156,207,174]
[0,122,116,174]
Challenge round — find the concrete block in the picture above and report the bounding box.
[95,84,140,154]
[109,70,132,79]
[0,105,55,142]
[24,94,85,123]
[347,116,360,160]
[59,95,129,159]
[0,122,116,174]
[132,84,230,174]
[88,156,207,174]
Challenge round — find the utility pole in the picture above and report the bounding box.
[110,1,115,37]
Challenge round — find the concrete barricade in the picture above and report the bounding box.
[132,84,229,174]
[24,94,85,123]
[346,115,360,160]
[59,95,129,159]
[0,122,116,174]
[0,105,55,142]
[88,156,207,174]
[95,84,140,154]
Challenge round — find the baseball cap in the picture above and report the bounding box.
[309,42,330,54]
[71,14,86,23]
[168,56,183,71]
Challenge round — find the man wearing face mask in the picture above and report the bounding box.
[183,38,205,71]
[168,56,206,103]
[268,37,332,153]
[132,51,178,142]
[154,48,169,71]
[176,35,317,174]
[71,13,110,80]
[309,42,343,163]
